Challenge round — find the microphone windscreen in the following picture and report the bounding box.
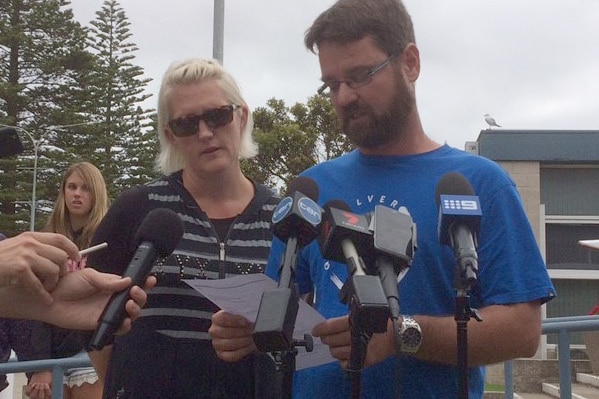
[286,176,319,201]
[133,208,184,257]
[435,172,475,206]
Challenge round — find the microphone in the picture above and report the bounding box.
[370,205,417,320]
[88,208,184,350]
[319,199,372,276]
[435,172,482,287]
[319,200,389,334]
[271,176,322,247]
[253,176,322,352]
[270,175,322,287]
[0,127,25,158]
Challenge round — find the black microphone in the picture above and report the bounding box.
[0,127,24,158]
[272,176,322,247]
[370,205,417,321]
[253,176,322,352]
[319,200,389,334]
[270,175,322,287]
[435,172,482,287]
[319,199,372,276]
[89,208,184,350]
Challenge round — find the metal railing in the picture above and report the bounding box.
[503,314,599,399]
[1,315,598,399]
[0,352,91,398]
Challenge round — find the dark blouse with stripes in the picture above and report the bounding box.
[88,171,280,340]
[87,172,281,398]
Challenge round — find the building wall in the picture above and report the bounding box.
[497,161,542,245]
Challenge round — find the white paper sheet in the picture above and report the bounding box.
[184,274,336,370]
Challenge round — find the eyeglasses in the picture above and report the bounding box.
[317,54,398,95]
[167,104,240,137]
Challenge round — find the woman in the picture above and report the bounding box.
[86,58,279,399]
[26,161,108,399]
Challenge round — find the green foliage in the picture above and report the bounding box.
[484,383,504,392]
[0,0,348,235]
[83,0,158,198]
[243,95,351,192]
[0,0,93,235]
[0,0,156,235]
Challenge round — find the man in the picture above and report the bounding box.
[210,0,555,398]
[0,231,150,330]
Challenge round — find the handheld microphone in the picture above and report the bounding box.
[435,172,482,287]
[319,200,389,334]
[88,208,184,350]
[370,205,417,320]
[0,127,25,158]
[253,176,322,352]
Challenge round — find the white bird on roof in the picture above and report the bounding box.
[484,114,501,128]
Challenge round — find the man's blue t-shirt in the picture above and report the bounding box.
[266,145,555,399]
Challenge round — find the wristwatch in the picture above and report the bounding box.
[398,315,422,353]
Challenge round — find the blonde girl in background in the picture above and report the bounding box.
[25,161,108,399]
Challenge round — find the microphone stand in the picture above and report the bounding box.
[452,227,482,399]
[318,204,390,399]
[339,270,389,399]
[370,204,417,399]
[253,236,314,399]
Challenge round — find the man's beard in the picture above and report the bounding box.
[340,76,415,149]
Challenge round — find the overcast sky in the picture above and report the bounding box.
[69,0,599,149]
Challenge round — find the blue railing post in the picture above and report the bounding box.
[504,359,514,399]
[51,363,65,398]
[557,329,572,399]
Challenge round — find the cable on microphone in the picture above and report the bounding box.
[88,208,184,350]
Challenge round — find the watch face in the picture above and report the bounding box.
[402,328,422,347]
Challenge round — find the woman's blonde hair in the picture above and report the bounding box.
[155,58,258,174]
[44,162,108,249]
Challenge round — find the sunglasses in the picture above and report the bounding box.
[167,104,240,137]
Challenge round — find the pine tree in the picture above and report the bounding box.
[0,0,94,234]
[83,0,158,199]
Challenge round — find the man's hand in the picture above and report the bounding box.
[209,310,257,362]
[0,232,80,304]
[312,316,352,368]
[312,315,394,369]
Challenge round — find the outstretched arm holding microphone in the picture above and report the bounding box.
[0,231,152,330]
